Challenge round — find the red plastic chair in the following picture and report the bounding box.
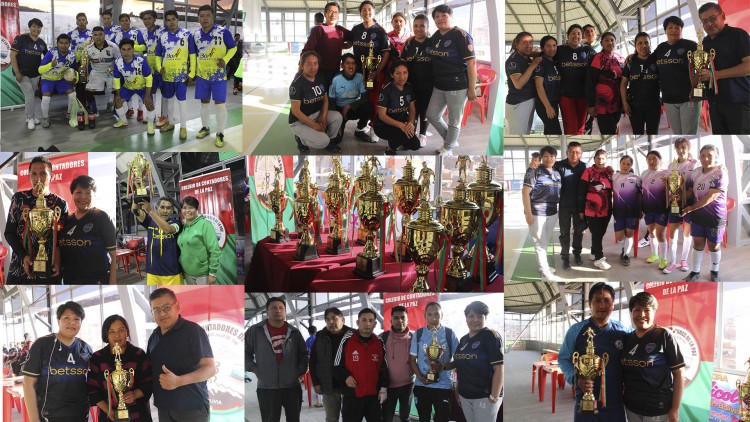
[461,68,498,126]
[0,244,7,288]
[701,100,710,132]
[723,197,736,248]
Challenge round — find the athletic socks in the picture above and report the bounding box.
[200,103,210,128]
[681,235,692,261]
[154,92,162,121]
[216,103,227,134]
[67,93,76,115]
[669,235,678,263]
[624,237,633,255]
[42,96,51,118]
[116,104,128,122]
[692,248,703,273]
[650,238,658,257]
[658,241,667,260]
[710,250,721,272]
[178,100,188,127]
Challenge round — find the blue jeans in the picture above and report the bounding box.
[426,87,467,150]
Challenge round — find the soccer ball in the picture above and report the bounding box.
[63,68,76,82]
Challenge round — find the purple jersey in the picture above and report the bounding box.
[641,169,668,213]
[613,172,641,218]
[687,166,728,227]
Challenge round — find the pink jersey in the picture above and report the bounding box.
[640,169,669,213]
[686,166,728,227]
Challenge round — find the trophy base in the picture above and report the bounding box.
[692,88,704,100]
[32,260,51,278]
[391,241,413,262]
[293,243,319,261]
[133,195,150,205]
[426,373,439,383]
[446,273,474,292]
[115,408,130,421]
[670,205,681,215]
[354,255,384,279]
[325,237,350,255]
[269,229,290,243]
[578,398,598,414]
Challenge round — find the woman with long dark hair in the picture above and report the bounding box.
[621,32,661,135]
[556,24,596,134]
[586,32,624,134]
[374,60,421,154]
[612,155,641,265]
[534,35,562,134]
[578,149,614,270]
[506,31,540,134]
[401,14,432,146]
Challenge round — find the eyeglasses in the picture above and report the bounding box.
[151,302,176,315]
[701,14,720,25]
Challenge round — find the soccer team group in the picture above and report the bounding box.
[10,6,241,147]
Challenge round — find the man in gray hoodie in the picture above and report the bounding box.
[246,297,308,422]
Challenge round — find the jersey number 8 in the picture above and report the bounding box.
[361,31,368,40]
[573,52,578,61]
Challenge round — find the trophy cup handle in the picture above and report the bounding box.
[572,351,579,365]
[601,352,609,367]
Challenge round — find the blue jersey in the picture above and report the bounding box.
[534,57,561,103]
[103,25,122,44]
[348,22,390,74]
[114,54,152,90]
[426,27,475,91]
[553,159,588,206]
[524,166,561,216]
[39,48,77,81]
[453,328,503,399]
[192,24,236,81]
[410,326,459,389]
[11,34,48,77]
[58,208,117,284]
[115,28,146,50]
[328,72,366,107]
[506,51,535,104]
[289,73,326,123]
[140,214,182,276]
[159,28,195,83]
[140,25,165,72]
[67,27,92,59]
[375,82,413,125]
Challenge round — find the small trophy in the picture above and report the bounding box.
[572,327,609,414]
[268,166,290,243]
[393,158,420,261]
[424,328,446,382]
[667,160,683,215]
[127,153,152,205]
[361,41,382,90]
[324,157,350,254]
[22,182,62,276]
[293,159,319,261]
[687,28,716,100]
[738,357,750,422]
[103,344,135,421]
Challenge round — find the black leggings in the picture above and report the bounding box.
[596,111,621,135]
[587,215,612,260]
[534,99,562,134]
[374,124,421,151]
[629,101,660,135]
[414,86,432,135]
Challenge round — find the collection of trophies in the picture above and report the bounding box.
[266,155,502,292]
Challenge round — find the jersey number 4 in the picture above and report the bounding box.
[68,353,76,364]
[628,344,638,356]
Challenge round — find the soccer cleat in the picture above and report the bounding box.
[419,134,427,147]
[233,87,239,95]
[113,120,128,128]
[156,116,169,127]
[137,109,144,122]
[179,127,188,140]
[27,119,35,130]
[354,129,370,142]
[574,254,583,265]
[215,133,224,148]
[679,260,689,272]
[594,257,611,270]
[658,258,668,270]
[42,118,50,128]
[160,123,175,132]
[126,108,134,118]
[684,271,701,281]
[621,255,631,266]
[147,123,155,135]
[662,263,678,274]
[197,127,211,139]
[710,271,720,282]
[646,254,659,263]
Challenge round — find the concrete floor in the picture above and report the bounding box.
[245,371,329,422]
[504,350,575,421]
[505,190,750,282]
[245,53,494,156]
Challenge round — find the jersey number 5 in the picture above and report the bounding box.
[399,96,404,106]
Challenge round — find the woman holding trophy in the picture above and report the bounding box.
[663,138,700,274]
[88,315,153,421]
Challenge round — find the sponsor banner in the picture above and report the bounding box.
[247,156,294,244]
[1,0,24,107]
[710,369,744,422]
[382,293,438,331]
[19,152,89,208]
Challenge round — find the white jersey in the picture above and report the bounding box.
[84,41,118,74]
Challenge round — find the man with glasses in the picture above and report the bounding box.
[302,1,351,88]
[310,307,353,422]
[146,288,216,422]
[246,297,308,422]
[697,2,750,134]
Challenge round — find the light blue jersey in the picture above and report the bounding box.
[409,325,459,390]
[328,72,366,107]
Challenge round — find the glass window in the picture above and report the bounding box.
[716,283,750,372]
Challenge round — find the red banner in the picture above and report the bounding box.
[1,0,20,71]
[382,293,438,331]
[18,153,89,211]
[718,0,749,33]
[179,169,237,245]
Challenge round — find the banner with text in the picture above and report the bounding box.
[247,156,295,244]
[383,293,438,331]
[19,152,89,209]
[1,0,24,107]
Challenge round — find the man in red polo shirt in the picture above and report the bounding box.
[302,1,351,88]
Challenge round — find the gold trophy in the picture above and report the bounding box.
[293,159,319,261]
[269,165,290,243]
[407,200,445,293]
[127,153,151,204]
[687,28,716,100]
[324,157,350,254]
[354,163,390,279]
[79,47,90,84]
[354,160,372,245]
[466,156,502,285]
[393,158,421,261]
[424,327,446,382]
[571,327,609,414]
[442,180,479,292]
[21,181,62,276]
[103,344,135,421]
[738,358,750,422]
[667,159,683,215]
[361,41,382,90]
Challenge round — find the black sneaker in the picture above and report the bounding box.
[354,129,370,142]
[385,147,397,155]
[621,255,630,266]
[710,271,721,282]
[684,271,701,282]
[619,248,624,259]
[295,136,310,154]
[325,142,342,153]
[561,257,571,270]
[574,254,583,265]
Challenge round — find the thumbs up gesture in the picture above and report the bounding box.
[159,365,181,390]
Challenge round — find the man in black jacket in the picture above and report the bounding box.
[310,307,353,422]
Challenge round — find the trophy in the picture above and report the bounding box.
[293,159,319,261]
[79,48,89,84]
[571,327,609,414]
[324,157,350,254]
[738,358,750,422]
[687,28,716,100]
[127,153,152,205]
[466,156,502,285]
[417,161,435,204]
[442,181,479,292]
[392,158,421,261]
[268,165,290,243]
[667,159,683,215]
[21,182,62,276]
[354,160,372,245]
[424,327,446,382]
[456,155,471,183]
[407,200,445,293]
[361,41,382,90]
[354,164,390,279]
[103,344,135,421]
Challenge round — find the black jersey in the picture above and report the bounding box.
[59,208,116,284]
[289,73,326,124]
[11,34,48,78]
[534,57,561,102]
[375,82,414,126]
[22,335,93,418]
[402,38,433,89]
[652,39,697,104]
[623,55,660,105]
[555,44,595,98]
[702,25,750,103]
[621,326,685,416]
[505,51,536,104]
[426,27,475,91]
[348,22,390,73]
[454,328,503,400]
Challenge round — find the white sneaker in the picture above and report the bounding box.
[594,257,611,270]
[590,254,596,261]
[541,271,563,282]
[418,134,427,147]
[538,267,556,274]
[437,147,453,156]
[368,130,379,143]
[27,119,35,130]
[638,238,650,248]
[33,118,41,124]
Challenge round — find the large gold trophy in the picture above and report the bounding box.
[103,344,135,421]
[407,200,445,293]
[21,182,62,277]
[127,153,152,204]
[667,159,683,215]
[466,156,502,284]
[354,160,372,245]
[78,47,90,84]
[424,327,446,382]
[441,180,479,292]
[293,159,319,261]
[738,358,750,422]
[324,157,351,254]
[687,28,716,100]
[393,158,421,261]
[268,166,290,243]
[354,162,390,279]
[361,41,382,90]
[571,327,609,414]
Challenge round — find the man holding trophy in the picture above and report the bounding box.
[4,156,68,284]
[559,283,628,421]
